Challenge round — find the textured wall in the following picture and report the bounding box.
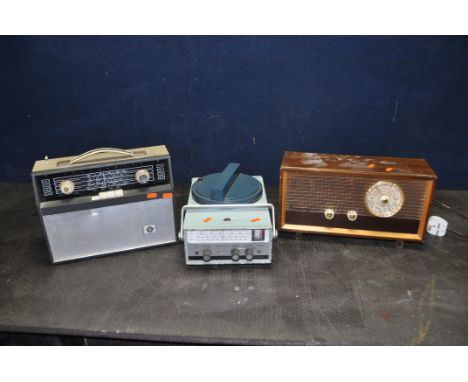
[1,36,467,188]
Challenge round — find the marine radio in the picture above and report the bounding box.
[179,163,277,265]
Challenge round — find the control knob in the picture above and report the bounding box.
[347,210,358,221]
[245,248,254,261]
[324,208,335,220]
[59,179,75,195]
[202,249,211,262]
[135,169,150,184]
[231,248,240,261]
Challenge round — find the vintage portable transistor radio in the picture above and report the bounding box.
[179,163,277,265]
[32,146,177,263]
[279,151,437,242]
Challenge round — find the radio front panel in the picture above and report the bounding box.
[184,228,272,264]
[43,197,176,263]
[283,172,429,234]
[34,159,171,202]
[279,151,437,242]
[182,204,273,265]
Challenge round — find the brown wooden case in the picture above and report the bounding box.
[279,151,437,242]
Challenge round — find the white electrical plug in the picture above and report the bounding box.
[427,216,448,237]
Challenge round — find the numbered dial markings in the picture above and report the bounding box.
[365,181,405,218]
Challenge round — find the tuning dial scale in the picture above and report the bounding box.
[365,181,405,218]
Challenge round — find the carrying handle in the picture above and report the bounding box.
[210,162,240,201]
[70,147,135,164]
[178,203,278,241]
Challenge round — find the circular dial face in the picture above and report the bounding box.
[365,181,405,218]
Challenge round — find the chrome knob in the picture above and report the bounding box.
[59,180,75,195]
[135,169,150,184]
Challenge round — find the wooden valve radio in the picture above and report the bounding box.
[279,151,437,242]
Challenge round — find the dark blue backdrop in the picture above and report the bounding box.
[1,36,467,188]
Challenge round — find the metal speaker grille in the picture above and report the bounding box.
[284,172,427,219]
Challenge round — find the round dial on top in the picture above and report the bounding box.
[365,181,405,218]
[191,163,262,205]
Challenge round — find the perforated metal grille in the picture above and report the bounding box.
[284,172,427,219]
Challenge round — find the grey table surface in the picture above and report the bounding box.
[0,183,467,345]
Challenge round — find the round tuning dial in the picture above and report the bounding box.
[365,181,405,218]
[135,169,150,185]
[59,179,75,195]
